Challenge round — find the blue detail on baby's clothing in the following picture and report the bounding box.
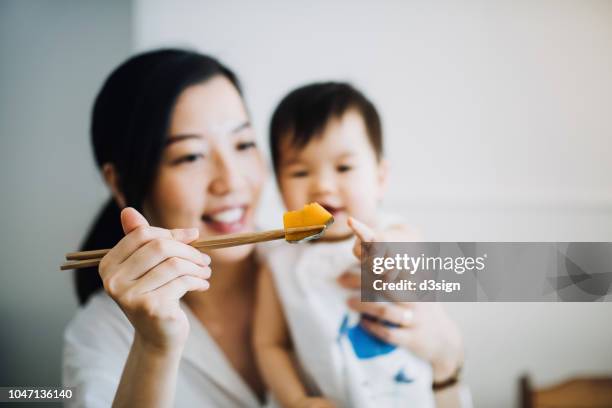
[394,368,414,384]
[338,314,396,359]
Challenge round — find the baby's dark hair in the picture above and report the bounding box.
[269,82,383,171]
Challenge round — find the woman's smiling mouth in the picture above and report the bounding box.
[202,206,248,233]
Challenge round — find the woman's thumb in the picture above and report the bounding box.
[120,207,149,235]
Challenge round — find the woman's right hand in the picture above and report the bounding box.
[99,207,211,354]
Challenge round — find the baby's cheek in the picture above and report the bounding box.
[347,175,379,220]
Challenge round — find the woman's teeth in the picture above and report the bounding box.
[208,208,244,224]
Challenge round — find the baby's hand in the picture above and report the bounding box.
[341,217,422,290]
[347,217,376,260]
[291,397,336,408]
[347,217,422,260]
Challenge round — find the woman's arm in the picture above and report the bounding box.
[253,264,334,408]
[99,208,211,408]
[113,335,183,408]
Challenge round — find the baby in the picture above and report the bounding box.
[254,82,435,408]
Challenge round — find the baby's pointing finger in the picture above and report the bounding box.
[348,217,376,243]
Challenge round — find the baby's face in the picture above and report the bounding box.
[277,110,387,239]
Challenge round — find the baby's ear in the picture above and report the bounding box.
[376,158,389,199]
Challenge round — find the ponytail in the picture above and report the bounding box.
[74,198,123,305]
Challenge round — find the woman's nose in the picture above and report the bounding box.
[209,148,244,195]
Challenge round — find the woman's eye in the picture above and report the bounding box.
[173,153,204,165]
[337,164,352,173]
[236,141,256,151]
[290,170,309,178]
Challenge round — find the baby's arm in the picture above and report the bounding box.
[254,264,333,408]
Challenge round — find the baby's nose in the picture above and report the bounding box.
[311,173,336,195]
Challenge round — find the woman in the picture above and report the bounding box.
[63,49,466,407]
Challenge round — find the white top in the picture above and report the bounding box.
[63,291,264,407]
[259,234,435,408]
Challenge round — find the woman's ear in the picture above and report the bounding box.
[376,158,389,200]
[102,163,127,209]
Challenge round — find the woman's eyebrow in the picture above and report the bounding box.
[165,134,202,146]
[165,120,250,146]
[231,120,251,134]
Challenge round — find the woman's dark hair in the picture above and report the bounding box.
[269,82,383,172]
[75,49,242,305]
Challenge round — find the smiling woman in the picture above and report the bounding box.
[75,50,258,304]
[64,49,269,407]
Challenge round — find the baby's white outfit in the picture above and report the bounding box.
[259,231,435,408]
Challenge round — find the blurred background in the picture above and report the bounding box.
[1,0,611,406]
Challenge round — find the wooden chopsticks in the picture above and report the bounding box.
[61,225,325,271]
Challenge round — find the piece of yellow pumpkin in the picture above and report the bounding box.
[283,202,334,242]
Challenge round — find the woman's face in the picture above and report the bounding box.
[144,76,266,262]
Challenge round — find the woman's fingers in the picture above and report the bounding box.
[155,274,210,300]
[121,238,210,280]
[103,226,175,270]
[360,319,415,347]
[102,207,200,269]
[347,297,415,327]
[120,207,149,234]
[129,257,211,294]
[169,227,200,244]
[100,208,152,270]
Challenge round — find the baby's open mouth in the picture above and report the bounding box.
[319,204,345,217]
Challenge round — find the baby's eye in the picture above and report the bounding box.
[337,164,352,173]
[236,141,257,151]
[290,170,309,178]
[172,153,205,165]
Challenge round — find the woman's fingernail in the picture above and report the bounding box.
[177,227,198,241]
[200,280,210,291]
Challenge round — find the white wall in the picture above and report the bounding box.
[134,1,612,406]
[0,0,132,387]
